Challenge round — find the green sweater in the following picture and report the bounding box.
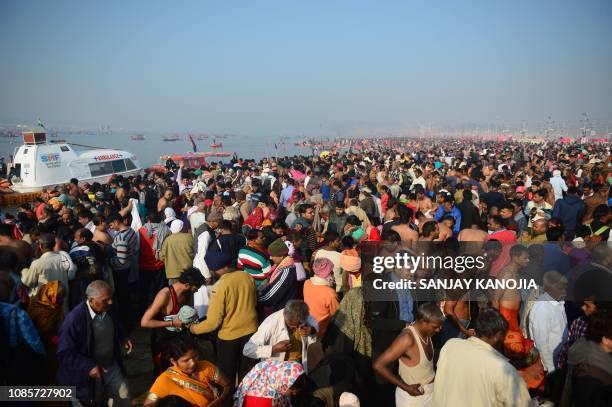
[191,270,258,340]
[159,233,194,279]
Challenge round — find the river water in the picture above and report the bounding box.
[0,132,308,168]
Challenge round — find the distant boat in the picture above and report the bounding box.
[146,151,232,173]
[131,134,146,141]
[196,134,208,140]
[210,139,223,148]
[162,135,180,142]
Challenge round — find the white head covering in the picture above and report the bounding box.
[164,207,176,224]
[169,219,184,234]
[339,392,360,407]
[553,169,561,177]
[284,240,295,257]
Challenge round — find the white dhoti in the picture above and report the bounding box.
[395,382,434,407]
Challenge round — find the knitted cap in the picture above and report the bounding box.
[268,238,289,257]
[204,251,233,271]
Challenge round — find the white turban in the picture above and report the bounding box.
[169,219,184,234]
[339,392,360,407]
[164,207,176,224]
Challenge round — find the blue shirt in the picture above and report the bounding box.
[542,243,571,276]
[434,206,462,236]
[279,185,295,208]
[321,183,331,201]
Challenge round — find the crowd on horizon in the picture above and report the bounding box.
[0,137,611,407]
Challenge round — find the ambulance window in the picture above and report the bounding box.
[23,149,28,154]
[125,159,136,170]
[111,159,127,173]
[60,146,70,152]
[89,161,113,177]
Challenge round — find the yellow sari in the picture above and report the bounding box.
[27,280,63,338]
[146,361,220,406]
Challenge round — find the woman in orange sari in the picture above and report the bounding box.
[491,245,545,390]
[144,336,231,407]
[27,280,65,380]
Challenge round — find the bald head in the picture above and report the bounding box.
[532,219,548,235]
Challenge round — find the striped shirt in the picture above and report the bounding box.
[237,245,272,285]
[110,227,138,271]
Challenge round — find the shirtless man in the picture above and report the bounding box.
[141,267,205,372]
[418,221,439,242]
[414,186,433,216]
[373,303,444,406]
[0,223,33,270]
[157,189,174,214]
[392,205,419,243]
[92,219,113,245]
[416,217,452,241]
[458,223,488,254]
[491,244,530,311]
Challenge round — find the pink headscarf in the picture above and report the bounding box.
[312,257,333,279]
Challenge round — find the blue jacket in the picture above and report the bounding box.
[435,206,462,236]
[552,195,585,232]
[56,301,126,402]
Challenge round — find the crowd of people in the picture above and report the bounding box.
[0,137,611,407]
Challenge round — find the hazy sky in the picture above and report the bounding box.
[1,0,611,135]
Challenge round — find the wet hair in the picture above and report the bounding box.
[341,235,355,249]
[441,215,455,225]
[474,308,508,338]
[421,221,438,238]
[345,215,361,226]
[381,230,401,242]
[178,267,206,287]
[397,204,413,224]
[415,302,445,323]
[323,230,340,245]
[106,212,123,224]
[546,226,565,242]
[164,335,199,363]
